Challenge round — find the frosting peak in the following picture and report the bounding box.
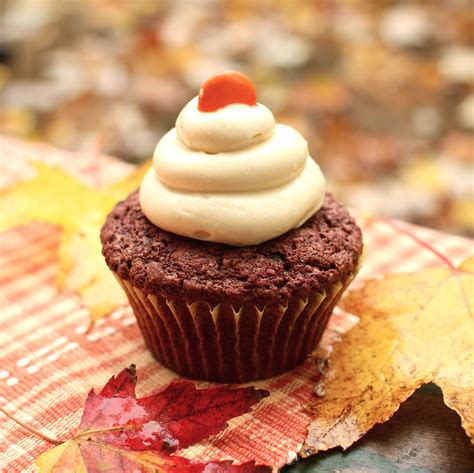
[176,97,275,153]
[139,73,326,246]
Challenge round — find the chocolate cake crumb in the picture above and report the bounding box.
[101,191,362,307]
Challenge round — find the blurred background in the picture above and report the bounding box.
[0,0,473,236]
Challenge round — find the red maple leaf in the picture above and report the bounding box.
[36,365,270,472]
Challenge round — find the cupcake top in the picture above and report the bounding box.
[101,191,362,307]
[139,72,326,246]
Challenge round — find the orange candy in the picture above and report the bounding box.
[198,71,257,112]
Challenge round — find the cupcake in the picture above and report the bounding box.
[101,72,362,382]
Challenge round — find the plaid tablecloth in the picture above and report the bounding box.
[1,135,472,472]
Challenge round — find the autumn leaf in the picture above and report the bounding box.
[302,249,474,456]
[0,161,150,321]
[36,365,270,472]
[0,163,112,232]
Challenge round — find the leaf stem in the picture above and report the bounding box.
[0,406,62,445]
[375,216,457,271]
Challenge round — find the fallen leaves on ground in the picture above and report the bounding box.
[302,252,474,455]
[36,365,270,472]
[0,162,150,321]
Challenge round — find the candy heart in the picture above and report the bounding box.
[198,71,257,112]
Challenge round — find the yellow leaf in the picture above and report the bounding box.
[57,162,150,321]
[302,255,474,455]
[0,163,114,233]
[36,440,87,473]
[106,161,151,198]
[0,161,151,322]
[57,226,128,322]
[459,255,474,273]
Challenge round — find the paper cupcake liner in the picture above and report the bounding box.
[115,270,357,382]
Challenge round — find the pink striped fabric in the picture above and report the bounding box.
[1,137,472,472]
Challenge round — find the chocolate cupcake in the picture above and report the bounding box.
[101,72,362,382]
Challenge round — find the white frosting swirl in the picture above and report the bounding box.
[154,125,307,192]
[139,96,326,246]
